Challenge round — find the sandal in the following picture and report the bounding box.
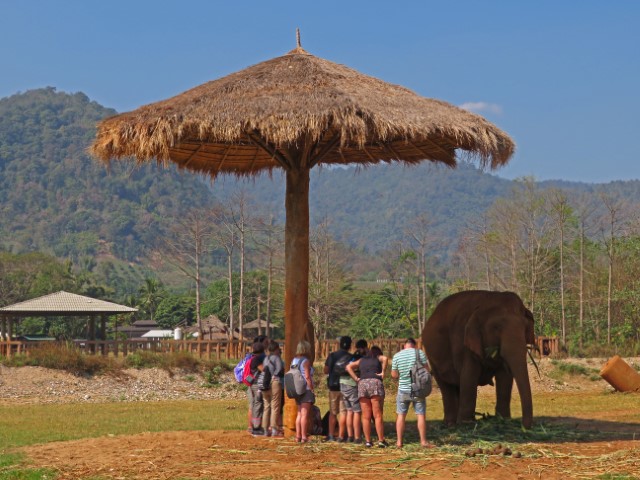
[295,437,302,443]
[377,440,388,448]
[365,441,373,448]
[301,437,309,443]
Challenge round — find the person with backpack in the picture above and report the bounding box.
[391,338,434,448]
[261,340,284,437]
[290,340,315,443]
[346,345,389,448]
[248,341,268,436]
[323,335,352,441]
[339,339,367,443]
[237,335,269,435]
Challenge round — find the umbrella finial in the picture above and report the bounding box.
[287,28,308,55]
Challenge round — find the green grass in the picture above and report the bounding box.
[2,390,638,451]
[0,453,56,480]
[0,400,244,450]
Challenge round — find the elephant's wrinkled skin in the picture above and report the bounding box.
[422,290,534,429]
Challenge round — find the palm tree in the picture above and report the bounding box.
[138,277,165,321]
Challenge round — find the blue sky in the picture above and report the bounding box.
[1,1,638,183]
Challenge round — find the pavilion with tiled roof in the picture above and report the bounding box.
[0,291,137,343]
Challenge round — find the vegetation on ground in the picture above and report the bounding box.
[0,344,232,378]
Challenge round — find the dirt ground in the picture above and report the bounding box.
[10,358,640,479]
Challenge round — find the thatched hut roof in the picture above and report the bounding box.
[243,318,278,330]
[91,46,514,177]
[184,314,226,334]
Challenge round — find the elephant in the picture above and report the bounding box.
[422,290,535,429]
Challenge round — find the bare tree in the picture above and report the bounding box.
[405,213,434,332]
[211,205,237,337]
[160,210,214,334]
[549,189,573,346]
[573,194,596,349]
[253,213,284,338]
[598,192,628,345]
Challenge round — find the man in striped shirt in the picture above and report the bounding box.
[391,338,433,448]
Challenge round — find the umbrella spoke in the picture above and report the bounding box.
[247,131,292,170]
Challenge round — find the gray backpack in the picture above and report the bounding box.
[284,358,308,399]
[410,349,432,398]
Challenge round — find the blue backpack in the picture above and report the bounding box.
[234,353,253,383]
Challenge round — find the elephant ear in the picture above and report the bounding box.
[524,308,535,345]
[464,309,483,359]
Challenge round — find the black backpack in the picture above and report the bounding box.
[333,351,352,376]
[327,351,351,389]
[259,355,273,391]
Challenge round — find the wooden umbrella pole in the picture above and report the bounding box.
[283,165,313,437]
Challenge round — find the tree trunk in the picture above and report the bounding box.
[227,246,234,339]
[239,217,245,340]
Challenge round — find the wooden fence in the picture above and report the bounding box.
[0,338,421,362]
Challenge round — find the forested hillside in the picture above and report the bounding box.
[0,88,215,261]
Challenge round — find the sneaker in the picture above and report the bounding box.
[347,436,355,443]
[365,441,373,448]
[324,435,337,442]
[251,428,266,437]
[377,440,389,448]
[353,437,363,444]
[271,428,284,437]
[336,437,347,443]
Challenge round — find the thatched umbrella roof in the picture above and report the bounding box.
[90,35,514,419]
[91,48,514,176]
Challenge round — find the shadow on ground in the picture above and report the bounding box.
[387,416,640,446]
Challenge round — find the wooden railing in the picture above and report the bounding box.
[0,337,422,361]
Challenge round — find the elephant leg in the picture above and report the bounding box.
[437,380,459,426]
[458,360,481,423]
[494,368,513,419]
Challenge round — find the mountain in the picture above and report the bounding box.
[0,88,215,261]
[2,88,639,270]
[211,162,515,254]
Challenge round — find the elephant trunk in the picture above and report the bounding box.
[501,339,533,429]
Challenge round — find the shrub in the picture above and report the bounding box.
[551,360,598,377]
[1,343,117,376]
[124,350,168,369]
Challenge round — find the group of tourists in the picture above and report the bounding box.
[242,334,433,448]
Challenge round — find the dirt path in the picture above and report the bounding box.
[22,429,640,479]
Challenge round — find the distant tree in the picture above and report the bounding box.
[211,204,237,337]
[548,189,574,346]
[598,192,629,345]
[349,287,413,339]
[252,213,284,338]
[404,213,436,332]
[155,294,195,329]
[159,209,215,335]
[309,218,358,339]
[137,277,166,321]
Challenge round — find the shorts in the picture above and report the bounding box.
[329,390,346,416]
[358,378,385,399]
[396,390,426,416]
[295,389,316,405]
[340,384,362,413]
